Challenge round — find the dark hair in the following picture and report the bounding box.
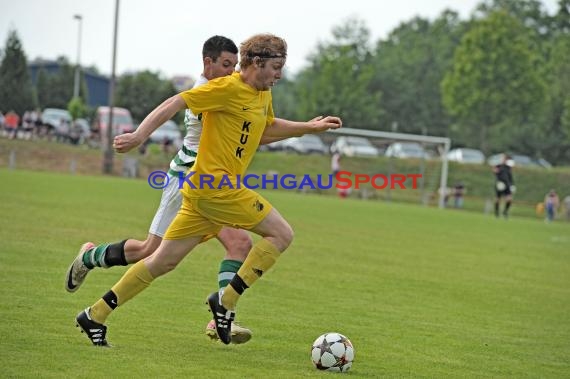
[202,35,238,61]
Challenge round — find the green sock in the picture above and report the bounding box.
[218,259,242,289]
[82,244,110,269]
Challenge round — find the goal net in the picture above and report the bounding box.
[323,128,451,208]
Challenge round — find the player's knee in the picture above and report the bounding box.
[126,238,161,263]
[147,257,179,277]
[141,238,161,257]
[276,224,294,251]
[226,234,253,262]
[229,236,253,260]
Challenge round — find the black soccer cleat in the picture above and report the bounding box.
[76,308,110,347]
[206,292,235,345]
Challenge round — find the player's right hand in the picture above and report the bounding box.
[113,132,143,153]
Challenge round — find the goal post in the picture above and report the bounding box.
[325,128,451,209]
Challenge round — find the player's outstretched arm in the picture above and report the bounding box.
[260,115,342,145]
[113,95,187,153]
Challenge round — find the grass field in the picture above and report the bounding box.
[3,138,570,220]
[1,168,569,378]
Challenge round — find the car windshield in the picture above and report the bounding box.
[401,144,423,153]
[45,109,70,119]
[103,114,132,125]
[347,137,372,147]
[513,155,534,166]
[463,150,483,159]
[75,119,89,128]
[162,121,179,131]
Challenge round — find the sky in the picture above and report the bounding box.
[0,0,560,79]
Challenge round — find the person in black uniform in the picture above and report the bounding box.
[493,154,515,218]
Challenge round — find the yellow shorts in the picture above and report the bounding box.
[164,187,273,240]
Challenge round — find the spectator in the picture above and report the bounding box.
[544,189,560,223]
[453,182,465,209]
[22,111,33,139]
[31,109,42,139]
[68,120,81,145]
[56,119,70,143]
[493,153,515,219]
[331,151,348,198]
[331,151,341,177]
[161,136,173,155]
[4,110,20,140]
[438,186,452,207]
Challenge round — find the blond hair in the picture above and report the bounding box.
[239,34,287,69]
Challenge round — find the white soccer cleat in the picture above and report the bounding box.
[205,319,252,344]
[65,242,95,293]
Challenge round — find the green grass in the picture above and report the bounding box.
[0,169,569,378]
[3,138,570,207]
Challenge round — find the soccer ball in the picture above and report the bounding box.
[496,181,506,191]
[311,332,354,372]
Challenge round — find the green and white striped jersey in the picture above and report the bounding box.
[167,75,207,176]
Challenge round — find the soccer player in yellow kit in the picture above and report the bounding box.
[66,35,254,344]
[75,33,342,346]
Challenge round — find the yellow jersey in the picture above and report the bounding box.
[179,72,274,196]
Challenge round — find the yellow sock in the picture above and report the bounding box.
[222,239,280,310]
[90,260,155,324]
[90,300,112,325]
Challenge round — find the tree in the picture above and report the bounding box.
[115,70,177,123]
[34,56,83,109]
[553,0,570,33]
[442,10,546,154]
[562,97,570,144]
[67,97,87,120]
[0,30,35,114]
[293,17,383,129]
[469,0,569,163]
[270,75,299,120]
[371,11,465,136]
[474,0,553,37]
[540,15,570,164]
[35,67,50,109]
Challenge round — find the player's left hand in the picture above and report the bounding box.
[311,115,342,132]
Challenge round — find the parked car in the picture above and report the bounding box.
[447,148,485,164]
[281,134,327,154]
[41,108,71,128]
[92,106,135,140]
[385,142,428,159]
[41,108,73,141]
[330,136,379,158]
[69,118,91,145]
[262,139,287,152]
[148,120,183,149]
[41,108,71,138]
[487,153,549,168]
[534,157,553,169]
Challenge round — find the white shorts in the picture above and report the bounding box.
[149,174,183,237]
